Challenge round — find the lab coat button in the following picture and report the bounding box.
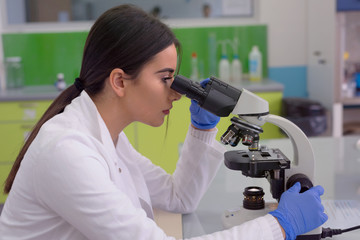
[118,168,121,173]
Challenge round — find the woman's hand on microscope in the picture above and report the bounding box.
[269,182,328,240]
[190,79,220,131]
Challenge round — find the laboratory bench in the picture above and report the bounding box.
[182,135,360,239]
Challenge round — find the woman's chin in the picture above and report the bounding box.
[142,119,164,128]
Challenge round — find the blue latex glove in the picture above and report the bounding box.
[269,182,328,240]
[190,79,220,130]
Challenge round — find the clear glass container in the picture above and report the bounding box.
[5,56,24,88]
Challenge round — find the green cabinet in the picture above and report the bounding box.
[0,100,52,203]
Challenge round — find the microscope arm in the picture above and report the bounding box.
[264,114,315,183]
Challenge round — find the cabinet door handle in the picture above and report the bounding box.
[19,103,38,108]
[20,124,34,130]
[22,109,37,120]
[313,51,322,56]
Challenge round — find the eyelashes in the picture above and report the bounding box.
[162,77,173,81]
[161,76,174,83]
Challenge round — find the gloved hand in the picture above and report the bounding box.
[190,79,220,130]
[269,182,328,240]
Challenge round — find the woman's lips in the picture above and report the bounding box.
[163,110,170,115]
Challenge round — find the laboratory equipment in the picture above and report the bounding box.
[208,33,217,77]
[171,75,320,239]
[231,54,242,84]
[5,56,24,88]
[249,46,262,81]
[190,52,199,82]
[55,73,67,91]
[282,98,327,137]
[218,41,230,83]
[230,37,242,84]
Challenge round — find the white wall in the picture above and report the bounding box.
[5,0,26,24]
[71,0,223,20]
[0,0,5,91]
[97,0,222,19]
[259,0,307,67]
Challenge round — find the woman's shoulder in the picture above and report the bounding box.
[28,115,105,165]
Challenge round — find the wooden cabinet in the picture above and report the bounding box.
[0,100,52,203]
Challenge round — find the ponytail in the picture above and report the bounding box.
[4,85,80,194]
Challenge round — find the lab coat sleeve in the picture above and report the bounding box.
[127,125,225,213]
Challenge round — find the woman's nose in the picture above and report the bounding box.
[170,89,182,101]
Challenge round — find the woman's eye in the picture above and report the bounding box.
[162,76,173,82]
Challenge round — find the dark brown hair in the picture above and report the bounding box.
[4,4,181,194]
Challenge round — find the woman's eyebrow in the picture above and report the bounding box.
[155,68,175,74]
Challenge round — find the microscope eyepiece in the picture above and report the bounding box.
[170,75,241,117]
[170,75,207,104]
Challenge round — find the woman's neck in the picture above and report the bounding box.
[91,93,132,146]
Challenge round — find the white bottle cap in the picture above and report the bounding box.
[57,73,64,79]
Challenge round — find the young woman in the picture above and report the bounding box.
[0,5,327,240]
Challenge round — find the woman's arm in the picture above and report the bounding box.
[126,126,224,213]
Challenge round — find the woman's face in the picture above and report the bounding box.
[124,44,181,127]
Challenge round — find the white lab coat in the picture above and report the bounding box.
[0,91,283,240]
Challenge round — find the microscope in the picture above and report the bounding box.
[171,75,321,239]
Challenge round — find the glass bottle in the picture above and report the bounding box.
[5,56,24,88]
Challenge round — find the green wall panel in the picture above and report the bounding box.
[2,32,88,86]
[2,25,267,86]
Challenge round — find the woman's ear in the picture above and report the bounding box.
[109,68,126,97]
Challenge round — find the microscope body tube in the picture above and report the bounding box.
[171,75,241,117]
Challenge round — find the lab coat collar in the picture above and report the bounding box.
[70,91,152,217]
[69,91,118,155]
